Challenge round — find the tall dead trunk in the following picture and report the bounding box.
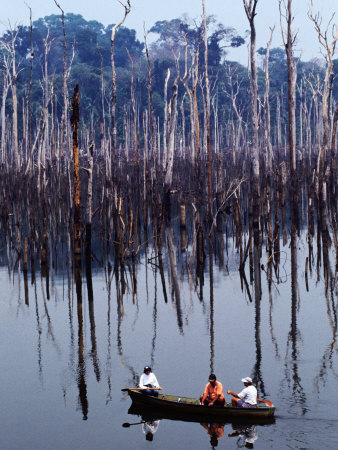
[70,85,81,255]
[163,68,171,160]
[308,4,338,187]
[263,27,275,171]
[202,0,213,219]
[280,0,297,175]
[144,28,155,172]
[3,28,20,165]
[110,1,131,173]
[1,70,10,165]
[164,79,178,217]
[26,4,34,165]
[54,1,68,159]
[243,0,260,245]
[126,48,137,163]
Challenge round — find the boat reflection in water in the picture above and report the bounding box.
[201,422,258,448]
[228,423,258,448]
[127,402,273,448]
[200,422,225,447]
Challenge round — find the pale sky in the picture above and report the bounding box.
[1,0,337,64]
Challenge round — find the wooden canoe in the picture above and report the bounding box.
[126,389,275,423]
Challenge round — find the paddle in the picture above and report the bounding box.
[121,387,163,392]
[122,421,146,428]
[257,398,273,406]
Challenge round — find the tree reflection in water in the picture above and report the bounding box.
[0,167,337,432]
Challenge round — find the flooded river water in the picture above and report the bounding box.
[0,218,337,450]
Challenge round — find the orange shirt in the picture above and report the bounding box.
[203,381,224,400]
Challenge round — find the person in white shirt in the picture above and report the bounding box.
[139,365,162,396]
[142,419,161,441]
[227,377,257,407]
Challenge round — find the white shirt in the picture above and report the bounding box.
[139,372,160,388]
[142,420,160,435]
[238,385,257,405]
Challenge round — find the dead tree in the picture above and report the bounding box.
[308,3,338,188]
[111,0,131,170]
[202,0,213,218]
[2,26,20,165]
[70,85,81,255]
[279,0,298,176]
[54,1,68,159]
[97,47,109,175]
[172,29,201,165]
[263,26,275,172]
[144,26,155,173]
[1,68,10,166]
[243,0,260,180]
[41,29,53,165]
[164,78,179,217]
[126,48,137,163]
[222,63,245,165]
[243,0,260,244]
[25,3,34,165]
[163,68,171,165]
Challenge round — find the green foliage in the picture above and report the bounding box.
[0,13,335,145]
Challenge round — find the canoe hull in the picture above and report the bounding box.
[127,389,275,424]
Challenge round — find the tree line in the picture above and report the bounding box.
[1,10,337,150]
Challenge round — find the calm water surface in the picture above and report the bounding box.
[0,230,337,450]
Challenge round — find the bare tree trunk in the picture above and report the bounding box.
[264,27,274,171]
[243,0,260,180]
[54,1,68,159]
[1,71,9,165]
[276,95,282,148]
[330,103,338,186]
[70,85,81,255]
[243,0,260,245]
[97,48,109,176]
[110,1,131,173]
[2,28,20,165]
[42,30,52,165]
[202,0,213,218]
[26,4,34,165]
[164,78,178,216]
[309,4,338,187]
[280,0,297,175]
[163,68,170,159]
[144,27,155,174]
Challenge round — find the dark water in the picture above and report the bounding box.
[0,228,337,450]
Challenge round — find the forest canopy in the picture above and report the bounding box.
[0,12,336,143]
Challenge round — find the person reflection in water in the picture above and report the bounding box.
[142,419,161,441]
[228,423,258,448]
[200,374,225,406]
[139,365,162,396]
[200,422,224,447]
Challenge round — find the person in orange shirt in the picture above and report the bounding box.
[200,374,225,406]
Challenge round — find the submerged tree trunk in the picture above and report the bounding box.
[243,0,260,245]
[202,0,213,219]
[110,1,131,171]
[70,85,81,255]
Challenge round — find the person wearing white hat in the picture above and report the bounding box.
[227,377,257,407]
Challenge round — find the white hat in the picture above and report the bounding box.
[241,377,252,384]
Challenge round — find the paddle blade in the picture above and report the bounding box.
[122,423,131,428]
[257,398,273,406]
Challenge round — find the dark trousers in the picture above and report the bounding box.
[141,384,158,397]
